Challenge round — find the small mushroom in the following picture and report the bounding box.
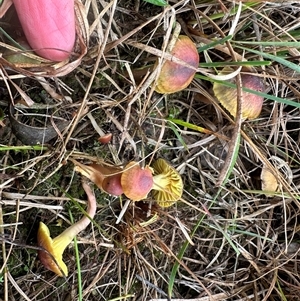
[98,133,112,144]
[121,161,154,201]
[72,160,123,196]
[213,67,264,120]
[151,158,183,207]
[102,173,123,196]
[154,35,199,94]
[37,182,97,276]
[261,165,278,194]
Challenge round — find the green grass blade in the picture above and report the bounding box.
[234,41,300,47]
[69,209,83,301]
[167,118,207,133]
[195,74,300,109]
[167,121,188,150]
[235,45,300,73]
[0,145,47,151]
[143,0,167,6]
[198,35,232,53]
[199,60,271,68]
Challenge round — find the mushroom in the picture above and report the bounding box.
[37,182,97,276]
[98,133,113,144]
[72,159,123,196]
[102,173,123,196]
[154,35,199,94]
[12,0,76,61]
[151,158,183,207]
[121,161,154,201]
[120,159,183,207]
[213,67,264,120]
[72,159,183,208]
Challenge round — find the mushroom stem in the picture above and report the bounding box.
[52,182,97,251]
[152,173,171,191]
[38,182,97,276]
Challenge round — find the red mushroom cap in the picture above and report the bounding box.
[102,173,123,196]
[155,35,199,94]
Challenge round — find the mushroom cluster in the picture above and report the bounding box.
[73,158,183,207]
[38,159,183,276]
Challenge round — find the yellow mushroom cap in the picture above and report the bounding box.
[121,161,154,201]
[37,182,97,277]
[37,222,68,277]
[213,67,264,120]
[151,158,183,207]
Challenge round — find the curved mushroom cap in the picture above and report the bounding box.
[155,35,199,94]
[37,182,97,277]
[102,173,123,196]
[121,162,153,201]
[151,158,183,207]
[37,222,68,277]
[213,67,264,120]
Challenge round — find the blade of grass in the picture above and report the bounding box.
[167,121,188,150]
[143,0,167,6]
[107,295,135,301]
[69,209,83,301]
[198,35,233,53]
[0,27,27,50]
[167,117,229,141]
[197,1,259,24]
[235,45,300,73]
[0,145,47,151]
[216,132,241,185]
[199,60,271,67]
[234,41,300,47]
[227,228,273,241]
[277,279,288,301]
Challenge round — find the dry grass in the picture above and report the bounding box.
[1,0,300,300]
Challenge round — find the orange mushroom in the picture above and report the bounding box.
[37,182,97,276]
[102,173,123,196]
[120,159,183,208]
[121,161,154,201]
[155,35,199,94]
[72,159,123,196]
